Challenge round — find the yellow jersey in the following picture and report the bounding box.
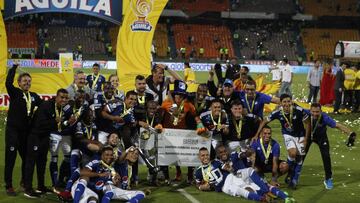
[344,68,356,90]
[184,67,196,83]
[354,71,360,90]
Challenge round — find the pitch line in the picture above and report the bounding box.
[177,189,201,203]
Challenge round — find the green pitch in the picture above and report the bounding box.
[0,70,359,203]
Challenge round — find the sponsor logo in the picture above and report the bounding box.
[130,0,153,32]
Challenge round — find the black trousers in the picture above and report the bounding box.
[353,90,360,112]
[24,133,49,191]
[344,90,353,108]
[307,85,320,103]
[4,126,29,188]
[333,90,342,112]
[305,134,332,180]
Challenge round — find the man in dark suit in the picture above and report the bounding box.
[333,62,348,114]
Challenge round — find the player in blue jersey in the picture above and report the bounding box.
[254,94,311,189]
[93,82,121,144]
[226,100,260,152]
[187,83,214,116]
[305,103,356,189]
[86,63,106,93]
[200,99,229,159]
[250,125,289,187]
[72,146,145,203]
[239,80,280,118]
[48,93,77,192]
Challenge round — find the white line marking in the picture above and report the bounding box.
[177,189,201,203]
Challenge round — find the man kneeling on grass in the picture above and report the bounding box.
[195,146,295,202]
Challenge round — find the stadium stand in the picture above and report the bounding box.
[109,26,120,55]
[173,24,234,59]
[46,26,105,55]
[230,0,296,14]
[299,0,360,16]
[302,28,360,60]
[6,22,38,49]
[153,24,169,58]
[235,22,298,60]
[172,0,229,12]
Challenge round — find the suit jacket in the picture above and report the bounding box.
[334,69,345,90]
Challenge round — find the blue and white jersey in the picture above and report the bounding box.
[93,92,119,110]
[73,121,98,156]
[239,91,272,118]
[85,159,114,191]
[230,151,250,171]
[267,105,309,137]
[195,160,227,192]
[304,110,337,138]
[200,110,229,132]
[250,138,280,165]
[51,104,75,135]
[106,102,135,130]
[114,160,132,190]
[86,74,106,92]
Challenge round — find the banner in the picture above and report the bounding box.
[8,48,35,55]
[4,0,123,24]
[59,53,74,74]
[0,11,6,75]
[336,41,360,58]
[157,129,211,167]
[117,0,168,92]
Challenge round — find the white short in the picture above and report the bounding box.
[71,180,98,203]
[283,134,305,155]
[222,171,260,198]
[226,140,249,152]
[103,184,145,201]
[98,131,109,145]
[50,133,72,158]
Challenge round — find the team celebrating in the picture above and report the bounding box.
[4,61,357,202]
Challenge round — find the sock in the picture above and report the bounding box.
[73,180,86,203]
[70,150,81,175]
[101,191,114,203]
[287,156,296,178]
[50,160,58,186]
[247,192,262,201]
[270,186,288,199]
[59,159,71,184]
[65,168,80,191]
[128,194,145,203]
[292,160,303,183]
[250,170,269,194]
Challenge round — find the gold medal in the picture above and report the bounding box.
[23,92,32,116]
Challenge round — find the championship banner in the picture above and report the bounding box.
[0,11,6,75]
[4,0,123,24]
[117,0,168,92]
[157,129,211,167]
[59,53,74,74]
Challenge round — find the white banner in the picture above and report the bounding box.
[343,41,360,58]
[157,129,211,167]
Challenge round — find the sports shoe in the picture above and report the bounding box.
[324,179,333,190]
[58,191,72,202]
[6,187,17,196]
[36,187,53,194]
[288,180,297,190]
[52,186,61,195]
[24,189,41,198]
[285,197,296,203]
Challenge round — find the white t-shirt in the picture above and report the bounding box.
[281,64,292,83]
[271,68,281,81]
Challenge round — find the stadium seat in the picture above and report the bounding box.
[172,0,229,12]
[6,22,38,49]
[302,28,360,60]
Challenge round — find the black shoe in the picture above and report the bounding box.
[24,189,41,198]
[36,187,53,194]
[346,132,356,147]
[6,187,17,196]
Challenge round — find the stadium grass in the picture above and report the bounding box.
[0,71,359,203]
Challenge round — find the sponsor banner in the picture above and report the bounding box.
[82,60,109,69]
[4,0,122,24]
[342,41,360,58]
[117,0,168,92]
[0,93,55,109]
[157,129,211,167]
[8,48,35,55]
[59,53,73,74]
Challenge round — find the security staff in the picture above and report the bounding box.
[4,64,42,196]
[23,89,69,198]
